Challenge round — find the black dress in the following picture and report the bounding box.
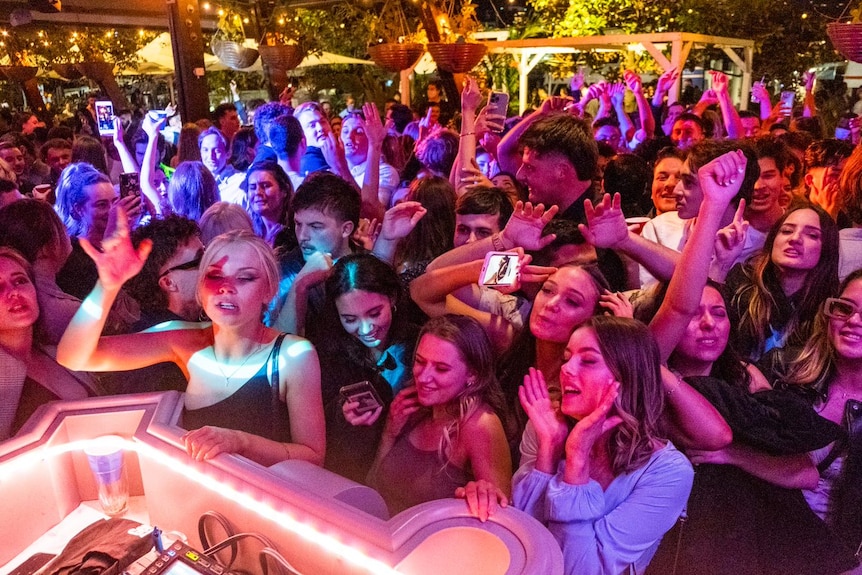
[181,334,292,443]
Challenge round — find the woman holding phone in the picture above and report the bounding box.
[366,314,511,516]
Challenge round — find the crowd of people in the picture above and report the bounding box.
[3,66,862,574]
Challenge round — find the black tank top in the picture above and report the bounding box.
[182,334,291,443]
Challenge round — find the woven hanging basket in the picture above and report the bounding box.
[52,63,83,80]
[426,42,487,73]
[827,22,862,63]
[211,39,259,70]
[0,66,38,82]
[368,43,425,72]
[75,61,115,82]
[259,44,305,94]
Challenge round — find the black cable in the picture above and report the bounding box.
[199,511,238,569]
[260,547,304,575]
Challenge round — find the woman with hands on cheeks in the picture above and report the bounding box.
[57,212,325,467]
[366,314,512,517]
[514,316,694,575]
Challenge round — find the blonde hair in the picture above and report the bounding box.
[198,230,279,304]
[199,202,253,246]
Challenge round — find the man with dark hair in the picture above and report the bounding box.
[454,186,514,247]
[386,104,413,135]
[739,110,762,138]
[803,138,853,223]
[266,113,306,190]
[213,102,241,144]
[113,215,204,394]
[252,101,292,164]
[41,138,73,185]
[269,172,360,334]
[746,136,791,234]
[593,117,624,153]
[670,112,706,150]
[198,126,245,205]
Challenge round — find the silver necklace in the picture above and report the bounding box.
[213,339,266,387]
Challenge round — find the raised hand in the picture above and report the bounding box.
[751,82,770,105]
[111,116,125,145]
[519,367,568,446]
[352,217,380,251]
[142,112,166,139]
[609,82,626,107]
[362,102,386,149]
[565,380,622,458]
[713,199,749,272]
[623,70,642,95]
[378,201,427,241]
[570,67,586,94]
[711,71,729,96]
[461,75,483,113]
[383,387,422,440]
[698,89,719,107]
[279,85,295,105]
[456,479,509,522]
[803,71,815,93]
[80,206,152,292]
[698,149,747,207]
[579,193,629,249]
[500,201,558,250]
[458,161,494,191]
[599,290,633,318]
[475,106,506,136]
[539,96,572,115]
[656,68,680,95]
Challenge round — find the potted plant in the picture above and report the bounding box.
[828,4,862,63]
[367,0,426,72]
[424,1,487,74]
[211,11,259,70]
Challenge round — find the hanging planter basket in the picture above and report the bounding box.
[51,63,83,80]
[259,44,305,72]
[211,39,259,70]
[75,61,115,82]
[368,43,425,72]
[827,22,862,63]
[0,66,39,82]
[426,42,487,73]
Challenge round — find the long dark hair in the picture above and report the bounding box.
[243,161,292,239]
[395,176,455,266]
[322,253,405,367]
[732,202,839,358]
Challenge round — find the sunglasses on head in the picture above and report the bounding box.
[824,298,862,321]
[159,253,203,278]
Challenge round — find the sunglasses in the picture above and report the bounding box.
[159,253,203,278]
[824,298,862,321]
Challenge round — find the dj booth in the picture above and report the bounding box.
[0,392,563,574]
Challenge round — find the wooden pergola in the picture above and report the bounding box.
[476,32,756,115]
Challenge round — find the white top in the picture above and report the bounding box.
[839,227,862,283]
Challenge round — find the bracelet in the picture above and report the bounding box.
[491,232,507,252]
[460,132,476,138]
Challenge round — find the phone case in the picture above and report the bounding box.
[479,251,520,287]
[340,381,383,414]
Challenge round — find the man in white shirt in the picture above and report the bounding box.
[198,127,245,205]
[341,113,399,208]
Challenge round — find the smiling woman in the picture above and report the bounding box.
[366,315,512,516]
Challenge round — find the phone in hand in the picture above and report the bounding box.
[119,172,141,199]
[340,381,383,415]
[95,100,115,136]
[479,251,520,287]
[779,91,795,115]
[485,92,510,130]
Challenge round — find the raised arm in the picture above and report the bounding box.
[712,71,745,139]
[111,117,139,174]
[802,71,817,118]
[452,76,483,192]
[56,210,181,372]
[609,82,635,142]
[360,102,387,219]
[370,201,427,264]
[688,444,818,489]
[140,112,170,216]
[272,252,333,336]
[624,71,655,146]
[649,150,748,360]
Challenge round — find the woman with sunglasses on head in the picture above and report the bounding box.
[763,270,862,568]
[57,214,325,467]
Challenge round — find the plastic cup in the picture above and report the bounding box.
[84,435,129,517]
